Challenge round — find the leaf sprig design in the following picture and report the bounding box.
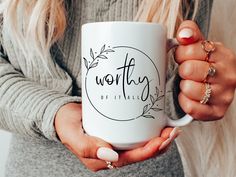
[83,44,115,74]
[141,87,164,119]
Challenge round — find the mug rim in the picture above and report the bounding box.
[82,21,166,30]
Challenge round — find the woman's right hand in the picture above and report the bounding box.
[54,103,180,172]
[55,103,118,171]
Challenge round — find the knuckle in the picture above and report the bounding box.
[185,45,195,58]
[223,92,234,105]
[213,107,225,120]
[179,62,194,79]
[224,74,236,86]
[223,48,236,63]
[77,142,90,158]
[180,80,191,94]
[76,149,85,158]
[215,112,225,120]
[183,101,195,115]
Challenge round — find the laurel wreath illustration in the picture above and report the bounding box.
[83,44,115,75]
[139,87,164,119]
[83,44,164,120]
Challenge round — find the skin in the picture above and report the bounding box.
[55,103,177,171]
[55,20,236,171]
[176,21,236,120]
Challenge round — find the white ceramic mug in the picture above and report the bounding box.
[81,22,193,150]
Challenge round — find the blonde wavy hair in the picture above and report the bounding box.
[2,1,236,177]
[0,0,198,69]
[5,1,235,177]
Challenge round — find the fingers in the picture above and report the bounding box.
[74,136,113,160]
[79,127,179,171]
[113,127,181,167]
[159,127,181,151]
[64,125,182,171]
[78,158,109,172]
[175,39,234,65]
[178,59,227,85]
[176,40,236,121]
[176,20,204,45]
[63,128,120,171]
[175,41,227,64]
[178,60,212,82]
[178,92,214,120]
[180,80,222,104]
[175,41,206,63]
[160,127,174,139]
[178,92,234,121]
[115,136,166,167]
[61,121,115,160]
[174,21,236,123]
[80,127,180,171]
[97,147,119,162]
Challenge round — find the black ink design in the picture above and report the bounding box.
[140,87,164,119]
[83,44,115,74]
[83,45,164,121]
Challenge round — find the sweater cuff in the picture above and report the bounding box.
[41,95,81,142]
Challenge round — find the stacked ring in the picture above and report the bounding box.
[200,83,212,104]
[207,64,216,77]
[201,40,216,62]
[106,161,116,169]
[200,40,216,105]
[204,63,217,82]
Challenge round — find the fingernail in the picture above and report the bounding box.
[159,138,172,151]
[169,127,182,140]
[179,28,193,39]
[159,128,182,151]
[97,147,119,162]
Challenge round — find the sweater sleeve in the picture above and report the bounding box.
[0,48,81,141]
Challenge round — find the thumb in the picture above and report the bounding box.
[75,132,119,162]
[176,20,204,45]
[59,122,118,162]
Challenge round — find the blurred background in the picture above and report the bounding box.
[0,130,11,177]
[0,0,235,177]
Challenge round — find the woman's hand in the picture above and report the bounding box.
[54,103,180,171]
[175,20,236,121]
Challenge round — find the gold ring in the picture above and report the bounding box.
[106,161,116,169]
[200,82,212,104]
[207,64,216,77]
[204,64,216,82]
[201,40,216,62]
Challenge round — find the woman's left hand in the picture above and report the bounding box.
[175,20,236,121]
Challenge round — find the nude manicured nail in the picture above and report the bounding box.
[159,128,182,151]
[159,138,172,151]
[179,28,193,39]
[169,127,182,140]
[97,147,119,162]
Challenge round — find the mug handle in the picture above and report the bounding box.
[164,38,193,127]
